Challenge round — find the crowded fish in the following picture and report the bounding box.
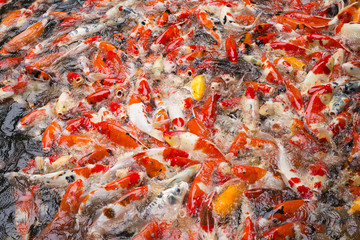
[3,0,360,239]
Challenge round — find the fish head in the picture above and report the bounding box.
[163,131,185,147]
[165,182,189,206]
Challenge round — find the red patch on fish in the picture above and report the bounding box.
[314,182,322,189]
[297,185,313,199]
[288,177,301,187]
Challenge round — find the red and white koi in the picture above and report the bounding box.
[60,22,112,46]
[289,33,346,52]
[77,171,144,220]
[17,103,54,131]
[241,87,259,131]
[105,147,189,179]
[277,141,315,200]
[164,93,187,130]
[230,126,278,157]
[305,84,333,140]
[343,59,360,78]
[0,80,28,101]
[164,131,225,161]
[301,55,334,92]
[266,42,313,58]
[305,160,329,193]
[88,186,149,238]
[100,4,137,23]
[127,94,164,141]
[261,53,284,85]
[187,160,219,216]
[14,184,39,240]
[37,179,84,239]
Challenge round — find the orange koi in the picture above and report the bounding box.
[97,121,145,149]
[37,179,83,239]
[0,19,47,54]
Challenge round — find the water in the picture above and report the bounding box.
[0,0,86,237]
[0,1,85,238]
[0,101,44,239]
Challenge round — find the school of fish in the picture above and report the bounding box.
[3,0,360,239]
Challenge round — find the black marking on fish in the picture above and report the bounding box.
[65,174,75,183]
[340,81,360,94]
[276,206,285,215]
[256,39,264,47]
[223,15,227,25]
[43,20,59,39]
[107,149,113,156]
[124,8,136,15]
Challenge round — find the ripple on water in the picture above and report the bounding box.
[0,101,43,239]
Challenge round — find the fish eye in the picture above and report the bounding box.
[243,170,246,174]
[175,187,181,194]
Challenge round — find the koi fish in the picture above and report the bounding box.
[164,131,225,161]
[77,171,144,223]
[277,141,315,200]
[88,186,149,237]
[0,18,48,54]
[141,182,188,221]
[257,199,317,228]
[213,183,246,218]
[128,94,164,141]
[7,164,109,187]
[232,165,284,190]
[37,179,84,239]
